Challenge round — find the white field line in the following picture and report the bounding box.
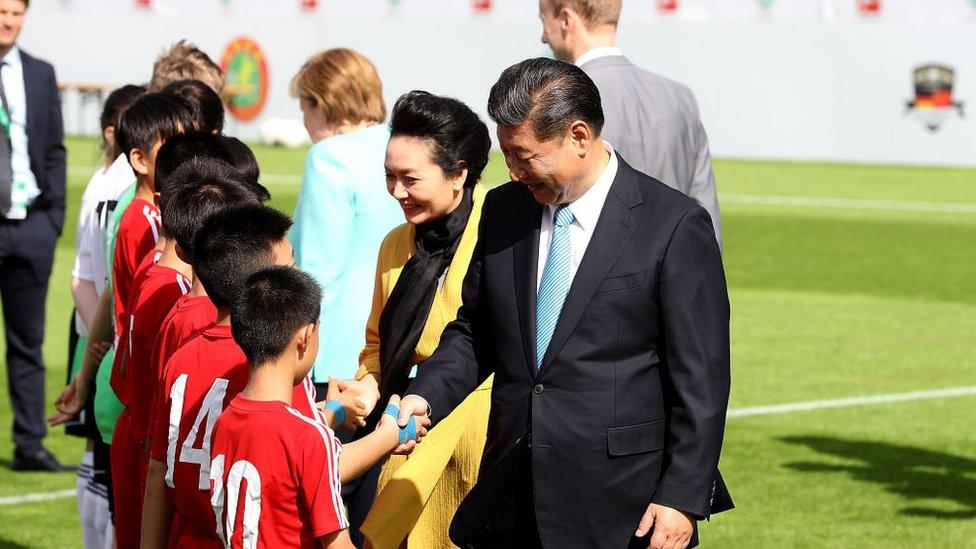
[0,488,75,506]
[3,385,974,507]
[721,193,976,214]
[728,385,976,418]
[65,167,976,212]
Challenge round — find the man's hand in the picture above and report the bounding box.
[635,503,694,549]
[336,375,381,416]
[393,394,431,455]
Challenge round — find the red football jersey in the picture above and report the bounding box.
[146,294,218,445]
[109,249,162,407]
[210,396,347,548]
[150,324,327,546]
[116,262,190,436]
[112,198,161,340]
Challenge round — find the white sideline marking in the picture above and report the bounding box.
[728,385,976,418]
[64,168,976,211]
[0,488,75,506]
[722,193,976,214]
[3,386,975,507]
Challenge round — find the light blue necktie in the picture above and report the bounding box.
[536,204,575,369]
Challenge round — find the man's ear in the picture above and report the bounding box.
[129,148,150,176]
[568,120,594,157]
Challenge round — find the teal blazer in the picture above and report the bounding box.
[290,124,404,381]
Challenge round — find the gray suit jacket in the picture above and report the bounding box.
[581,55,722,249]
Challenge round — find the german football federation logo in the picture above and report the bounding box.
[221,37,269,123]
[905,64,965,132]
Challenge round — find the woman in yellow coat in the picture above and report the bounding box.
[350,90,493,548]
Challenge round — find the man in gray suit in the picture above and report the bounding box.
[539,0,723,248]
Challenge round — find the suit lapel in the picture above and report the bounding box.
[513,195,542,378]
[538,163,644,377]
[20,53,37,144]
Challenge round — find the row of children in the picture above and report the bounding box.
[52,42,425,548]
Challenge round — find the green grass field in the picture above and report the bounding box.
[1,136,974,547]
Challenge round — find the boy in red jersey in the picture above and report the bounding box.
[110,94,193,349]
[110,164,260,547]
[211,267,415,548]
[142,206,366,549]
[148,134,269,395]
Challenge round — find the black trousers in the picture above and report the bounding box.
[0,209,58,454]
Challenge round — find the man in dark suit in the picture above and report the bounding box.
[0,0,68,471]
[397,58,731,548]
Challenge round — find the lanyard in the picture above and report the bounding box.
[0,104,10,135]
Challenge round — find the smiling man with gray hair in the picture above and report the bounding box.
[396,57,732,548]
[538,0,723,250]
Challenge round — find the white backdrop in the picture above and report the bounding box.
[19,0,976,166]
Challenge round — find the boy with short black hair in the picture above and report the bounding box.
[110,164,256,547]
[210,267,408,549]
[143,205,363,549]
[162,79,225,134]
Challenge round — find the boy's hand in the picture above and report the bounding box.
[51,372,91,422]
[319,377,367,430]
[87,341,111,364]
[335,376,381,416]
[380,395,429,454]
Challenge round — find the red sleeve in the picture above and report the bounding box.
[298,424,346,538]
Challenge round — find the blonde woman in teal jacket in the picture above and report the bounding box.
[289,49,402,387]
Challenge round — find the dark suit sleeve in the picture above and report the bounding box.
[652,205,731,518]
[407,193,493,425]
[43,64,66,231]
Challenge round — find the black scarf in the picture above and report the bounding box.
[364,186,475,429]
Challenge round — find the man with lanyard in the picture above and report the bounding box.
[0,0,68,472]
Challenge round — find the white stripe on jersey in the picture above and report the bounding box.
[284,407,348,530]
[176,274,190,295]
[302,375,328,426]
[142,204,162,244]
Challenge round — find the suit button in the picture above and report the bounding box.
[533,384,544,395]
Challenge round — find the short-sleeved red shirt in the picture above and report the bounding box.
[150,324,328,545]
[112,261,190,435]
[211,396,347,548]
[112,198,161,339]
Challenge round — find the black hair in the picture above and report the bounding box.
[99,84,146,161]
[154,133,269,202]
[101,84,145,131]
[487,57,604,140]
[231,266,322,367]
[218,137,268,200]
[115,93,195,165]
[161,78,225,134]
[193,205,293,309]
[160,160,263,258]
[390,90,491,187]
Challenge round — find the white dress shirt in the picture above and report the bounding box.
[537,144,618,291]
[574,46,624,67]
[1,46,40,212]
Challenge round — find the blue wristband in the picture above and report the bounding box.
[324,400,345,426]
[400,416,417,444]
[382,404,417,444]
